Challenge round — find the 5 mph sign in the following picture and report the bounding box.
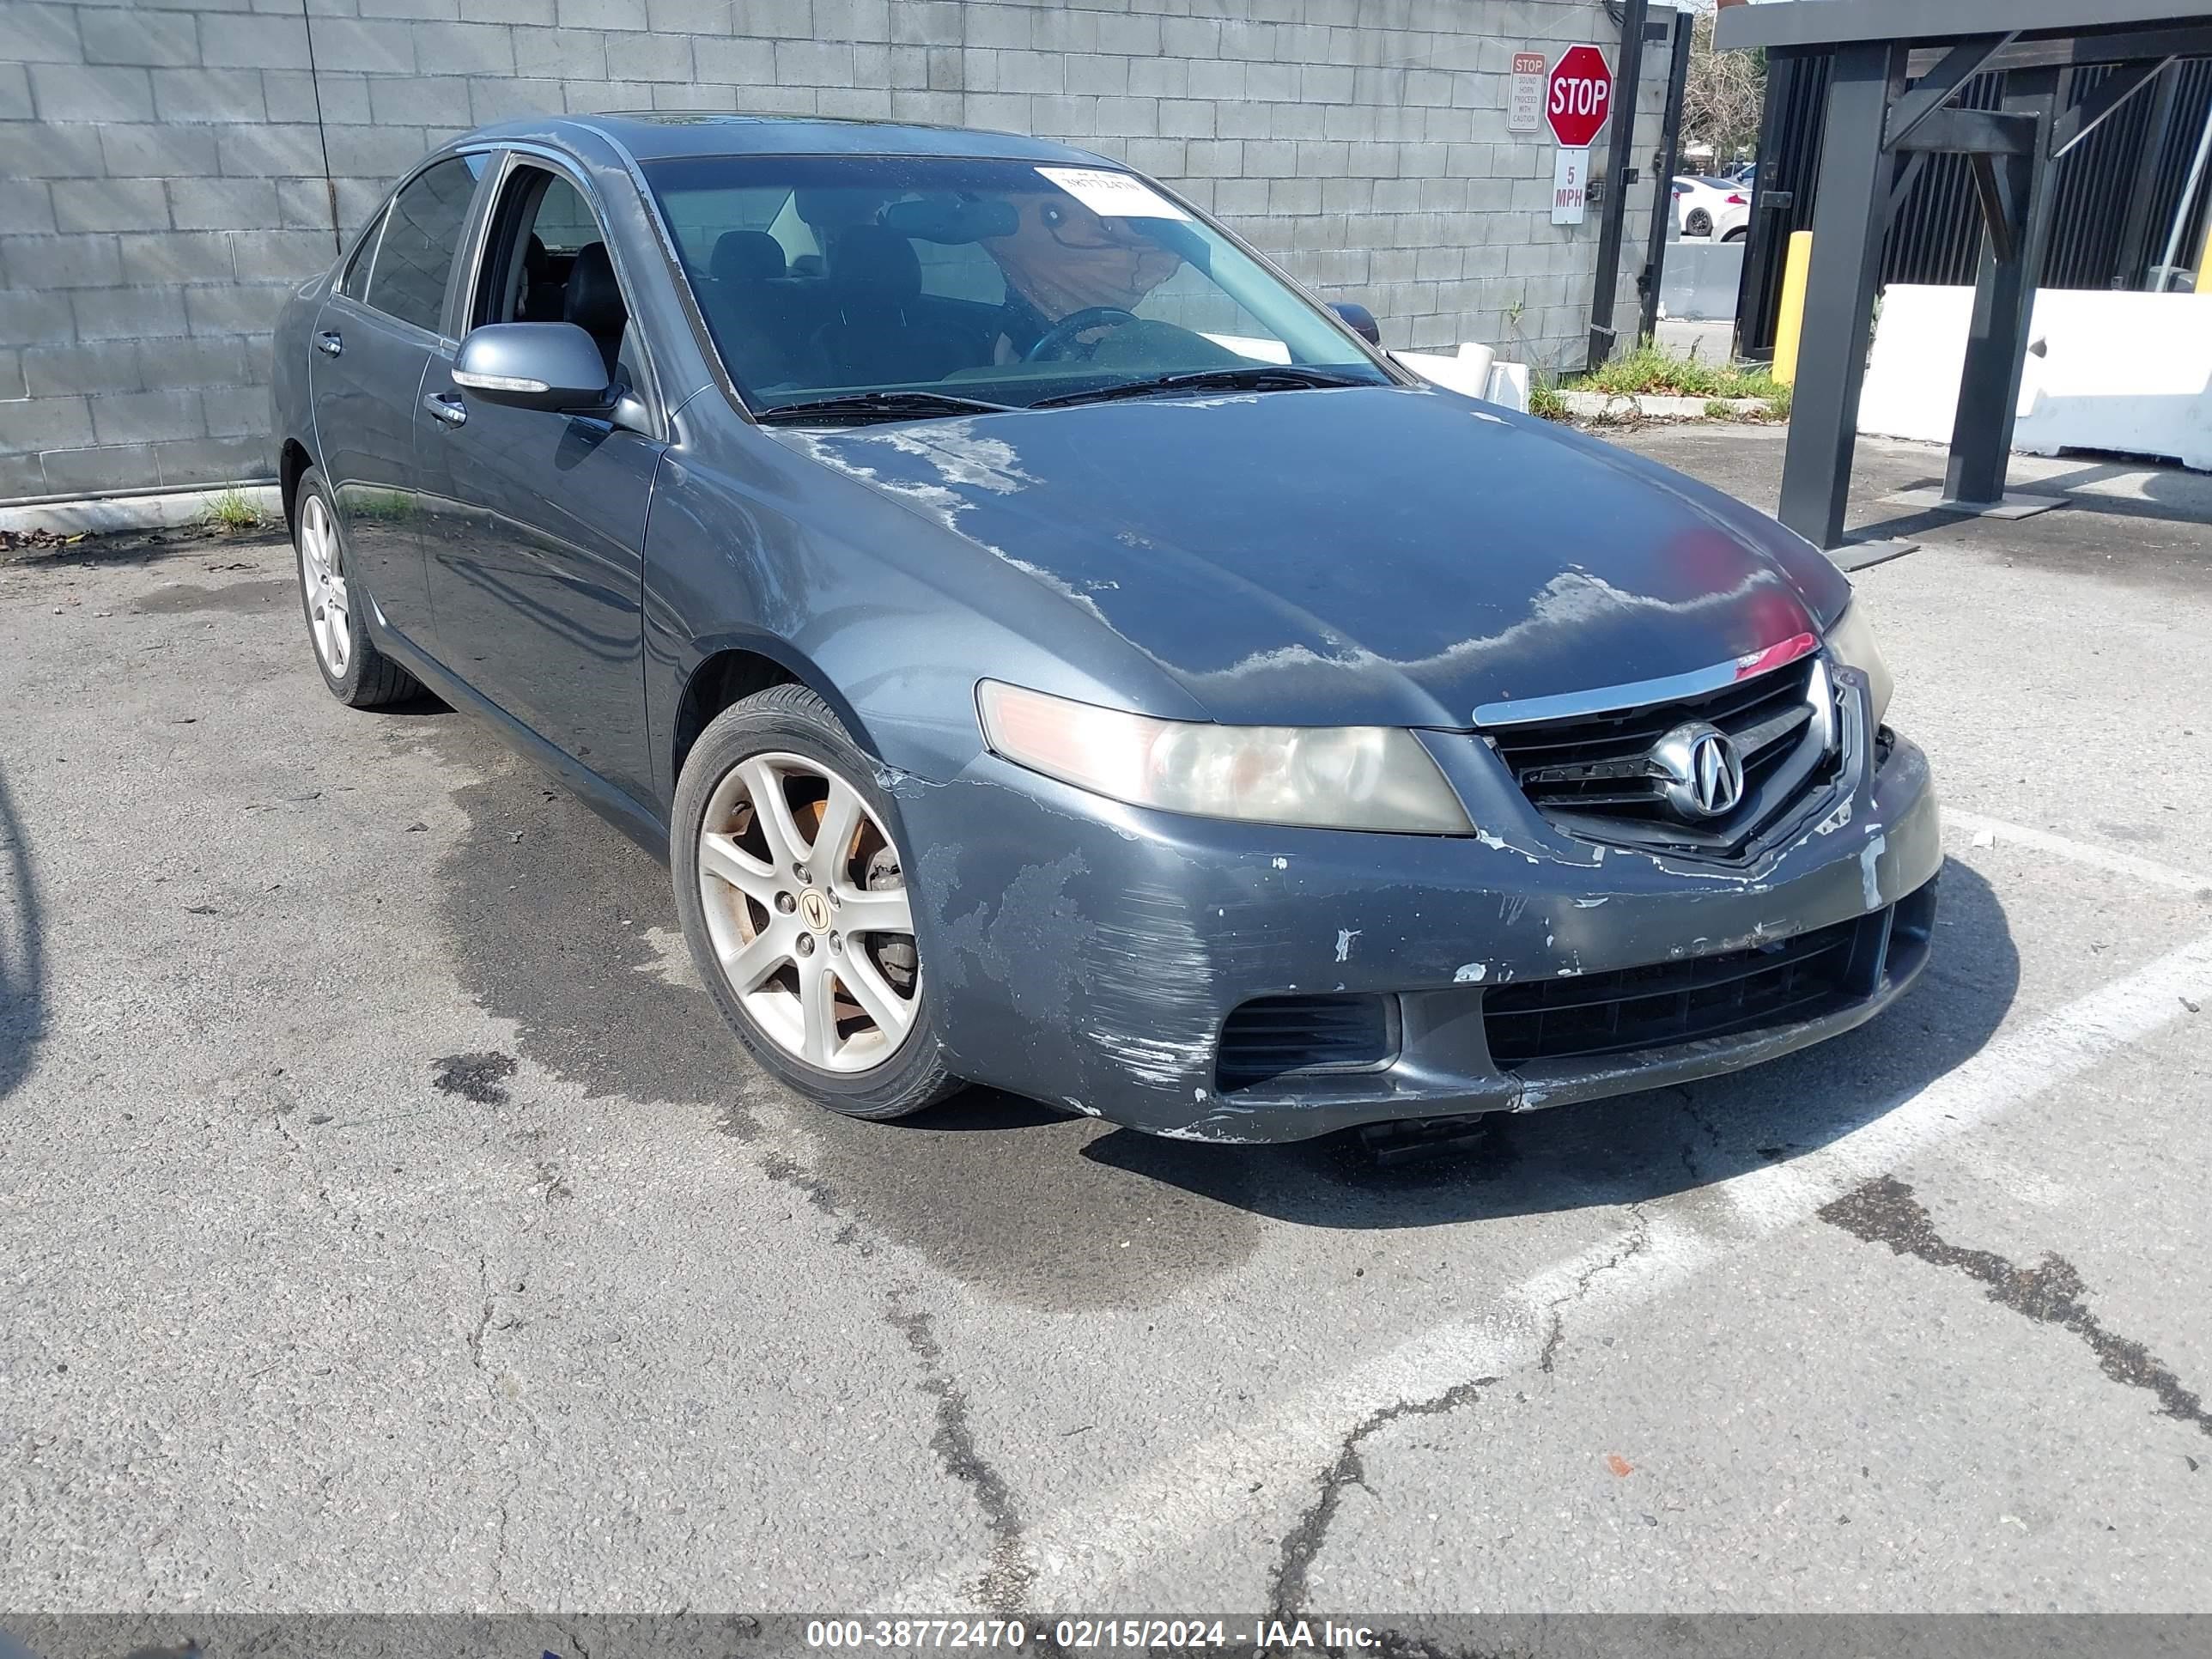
[1544,43,1613,226]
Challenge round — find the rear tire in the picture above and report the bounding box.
[672,684,963,1121]
[293,466,422,708]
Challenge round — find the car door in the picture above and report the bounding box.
[416,154,663,809]
[307,154,489,651]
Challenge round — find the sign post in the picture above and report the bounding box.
[1544,44,1613,228]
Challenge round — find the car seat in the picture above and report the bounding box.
[564,241,628,381]
[711,228,786,286]
[519,234,567,323]
[705,229,808,387]
[811,225,967,387]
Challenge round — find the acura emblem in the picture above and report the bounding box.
[1651,722,1745,819]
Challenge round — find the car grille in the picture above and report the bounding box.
[1218,994,1397,1091]
[1483,908,1881,1070]
[1483,653,1833,856]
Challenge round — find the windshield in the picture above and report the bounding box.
[641,153,1391,416]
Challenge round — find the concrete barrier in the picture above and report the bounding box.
[1659,240,1746,322]
[1858,283,2212,471]
[1393,346,1531,412]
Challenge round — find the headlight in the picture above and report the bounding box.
[1825,601,1893,728]
[976,680,1474,835]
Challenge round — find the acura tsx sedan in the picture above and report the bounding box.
[271,114,1939,1143]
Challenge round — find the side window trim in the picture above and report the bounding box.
[460,148,538,334]
[439,146,508,345]
[465,145,665,435]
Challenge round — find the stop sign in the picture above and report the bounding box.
[1546,44,1613,149]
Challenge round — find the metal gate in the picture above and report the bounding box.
[1736,53,2212,358]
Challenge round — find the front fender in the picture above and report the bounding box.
[639,412,1191,813]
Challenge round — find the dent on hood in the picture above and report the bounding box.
[793,394,1832,725]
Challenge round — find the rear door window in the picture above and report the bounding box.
[364,155,486,336]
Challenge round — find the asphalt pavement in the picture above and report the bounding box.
[2,426,2208,1627]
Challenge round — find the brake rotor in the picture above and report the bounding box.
[865,843,917,994]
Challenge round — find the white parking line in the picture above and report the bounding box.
[889,927,2212,1609]
[1943,808,2211,893]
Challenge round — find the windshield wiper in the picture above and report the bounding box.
[755,390,1014,425]
[1027,365,1376,410]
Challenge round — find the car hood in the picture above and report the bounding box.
[776,384,1844,729]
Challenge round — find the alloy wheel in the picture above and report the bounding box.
[696,751,920,1073]
[298,492,350,676]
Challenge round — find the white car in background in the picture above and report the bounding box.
[1673,176,1752,241]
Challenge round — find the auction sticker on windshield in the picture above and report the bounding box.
[1036,166,1190,220]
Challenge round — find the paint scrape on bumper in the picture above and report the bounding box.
[900,729,1942,1142]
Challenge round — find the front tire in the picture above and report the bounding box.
[672,684,962,1121]
[293,467,421,708]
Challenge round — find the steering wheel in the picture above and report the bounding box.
[1024,306,1140,363]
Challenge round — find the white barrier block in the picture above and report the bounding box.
[1394,344,1528,411]
[1859,283,2212,471]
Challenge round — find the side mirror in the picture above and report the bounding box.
[453,322,614,411]
[1332,301,1382,347]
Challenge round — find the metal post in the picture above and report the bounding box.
[1585,0,1650,367]
[1945,67,2063,507]
[2115,62,2180,288]
[1777,40,1905,551]
[2156,95,2212,284]
[1735,48,1819,362]
[1637,10,1695,346]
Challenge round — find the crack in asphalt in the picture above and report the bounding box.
[1821,1176,2212,1439]
[465,1250,495,1372]
[1668,1085,1725,1185]
[886,1294,1037,1617]
[469,1164,562,1608]
[1266,1376,1499,1621]
[1538,1209,1652,1376]
[473,1255,530,1616]
[489,1474,523,1612]
[742,1142,1045,1621]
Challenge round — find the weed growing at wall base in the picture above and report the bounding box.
[202,488,266,532]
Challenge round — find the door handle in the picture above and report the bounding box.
[316,331,343,357]
[422,392,467,428]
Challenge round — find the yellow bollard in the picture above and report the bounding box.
[2195,217,2212,293]
[1771,230,1814,386]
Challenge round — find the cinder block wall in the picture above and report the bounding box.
[0,0,1671,505]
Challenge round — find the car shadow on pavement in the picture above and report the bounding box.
[428,715,2015,1300]
[0,763,45,1105]
[1079,857,2019,1229]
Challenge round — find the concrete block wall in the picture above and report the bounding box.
[0,0,1674,504]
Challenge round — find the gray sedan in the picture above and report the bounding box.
[270,113,1937,1143]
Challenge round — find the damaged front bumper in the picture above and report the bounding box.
[891,716,1942,1144]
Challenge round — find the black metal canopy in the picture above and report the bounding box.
[1717,0,2212,552]
[1720,0,2212,55]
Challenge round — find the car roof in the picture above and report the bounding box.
[462,112,1115,167]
